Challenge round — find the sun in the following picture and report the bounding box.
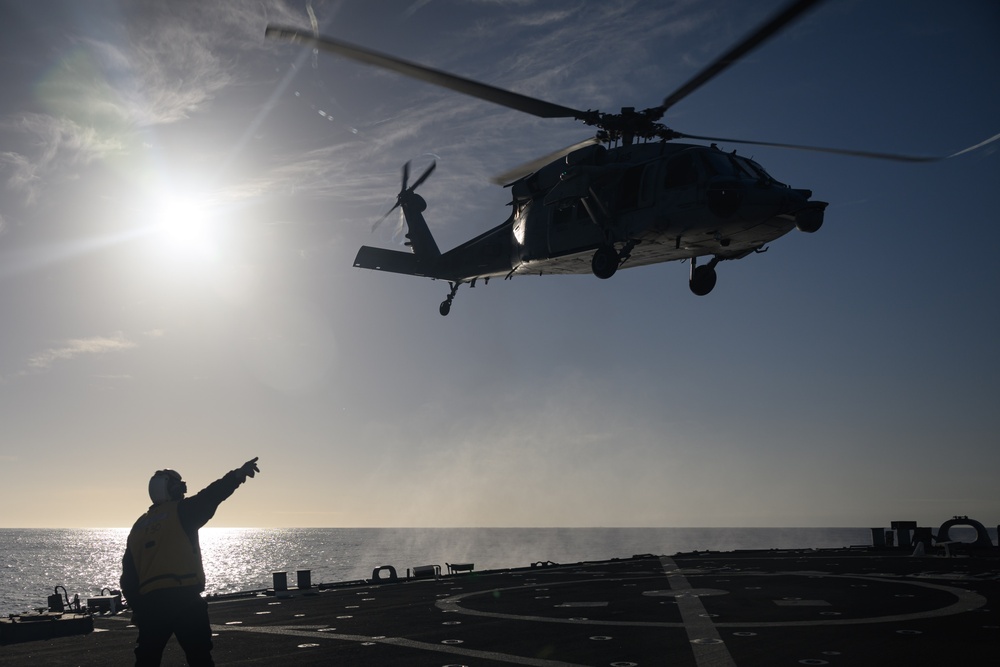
[151,194,220,262]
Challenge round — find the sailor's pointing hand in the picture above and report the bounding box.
[240,457,260,479]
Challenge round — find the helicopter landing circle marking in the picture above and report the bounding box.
[433,568,986,629]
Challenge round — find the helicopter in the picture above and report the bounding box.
[266,0,995,316]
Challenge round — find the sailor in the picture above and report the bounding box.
[120,458,260,667]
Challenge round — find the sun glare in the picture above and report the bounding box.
[152,194,220,262]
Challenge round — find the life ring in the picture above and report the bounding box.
[937,517,994,549]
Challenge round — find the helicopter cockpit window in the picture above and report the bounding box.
[732,155,763,179]
[725,154,785,185]
[664,152,699,189]
[699,150,735,177]
[743,157,785,186]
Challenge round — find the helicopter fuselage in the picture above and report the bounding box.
[354,142,827,295]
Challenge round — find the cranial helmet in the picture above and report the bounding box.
[148,469,187,504]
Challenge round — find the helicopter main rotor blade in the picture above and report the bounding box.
[676,131,1000,163]
[266,26,586,120]
[491,138,600,185]
[652,0,826,118]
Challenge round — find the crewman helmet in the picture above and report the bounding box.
[148,469,187,504]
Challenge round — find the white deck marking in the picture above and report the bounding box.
[660,556,738,667]
[214,624,587,667]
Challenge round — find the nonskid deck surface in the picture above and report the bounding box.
[2,549,997,666]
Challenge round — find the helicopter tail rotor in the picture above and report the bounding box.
[409,159,436,190]
[372,160,437,232]
[370,160,441,259]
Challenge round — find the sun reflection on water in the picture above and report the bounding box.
[198,528,353,594]
[199,528,286,593]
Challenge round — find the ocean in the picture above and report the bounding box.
[0,526,889,614]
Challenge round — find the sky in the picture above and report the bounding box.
[0,0,997,530]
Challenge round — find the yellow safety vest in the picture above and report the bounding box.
[127,501,206,595]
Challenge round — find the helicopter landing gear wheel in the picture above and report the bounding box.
[689,263,718,296]
[591,245,619,280]
[439,281,460,316]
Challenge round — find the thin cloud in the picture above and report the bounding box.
[402,0,435,19]
[0,0,307,208]
[26,333,138,372]
[222,141,395,208]
[1,115,125,204]
[1,150,41,202]
[507,8,579,28]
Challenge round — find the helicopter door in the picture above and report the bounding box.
[619,163,657,210]
[546,200,603,257]
[662,151,702,210]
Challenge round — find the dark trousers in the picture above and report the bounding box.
[133,588,214,667]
